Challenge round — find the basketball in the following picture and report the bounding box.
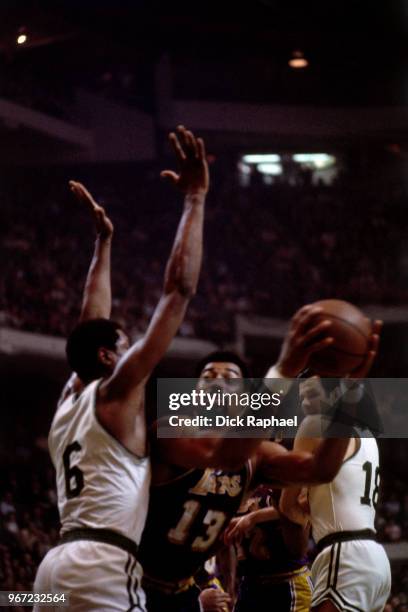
[307,299,372,376]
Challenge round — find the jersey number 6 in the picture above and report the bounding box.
[63,441,84,499]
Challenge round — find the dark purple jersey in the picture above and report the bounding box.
[139,463,251,582]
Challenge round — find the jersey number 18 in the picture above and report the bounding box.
[360,461,379,509]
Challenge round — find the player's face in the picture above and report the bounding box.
[299,377,327,414]
[198,361,243,391]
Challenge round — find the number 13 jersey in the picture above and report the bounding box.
[49,379,151,546]
[139,462,252,582]
[308,435,379,544]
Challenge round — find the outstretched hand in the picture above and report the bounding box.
[69,180,113,240]
[161,125,209,196]
[277,304,334,377]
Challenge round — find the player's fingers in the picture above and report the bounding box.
[224,526,238,545]
[291,304,313,326]
[215,594,231,603]
[160,170,179,185]
[69,180,89,198]
[368,333,380,354]
[176,124,190,151]
[69,181,96,208]
[168,132,186,162]
[300,320,332,347]
[372,319,383,337]
[295,307,324,335]
[197,137,206,160]
[350,350,376,377]
[177,125,197,158]
[306,336,334,355]
[185,130,198,157]
[222,526,234,545]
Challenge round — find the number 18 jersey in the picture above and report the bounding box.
[308,435,379,544]
[49,379,151,546]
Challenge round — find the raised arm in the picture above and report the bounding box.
[59,182,114,403]
[100,126,208,403]
[69,181,114,322]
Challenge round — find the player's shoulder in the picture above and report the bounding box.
[296,414,329,438]
[57,374,85,407]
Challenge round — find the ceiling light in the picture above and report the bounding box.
[289,50,308,69]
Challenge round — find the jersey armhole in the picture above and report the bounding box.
[343,437,361,463]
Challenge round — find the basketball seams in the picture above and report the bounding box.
[319,313,370,344]
[324,346,367,358]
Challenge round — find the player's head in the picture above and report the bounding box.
[194,351,250,412]
[298,376,328,415]
[66,318,129,383]
[195,350,250,381]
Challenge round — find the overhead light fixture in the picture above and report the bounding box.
[17,28,28,45]
[257,163,282,176]
[293,153,336,169]
[242,154,281,164]
[289,50,308,69]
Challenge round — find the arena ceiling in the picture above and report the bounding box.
[0,1,407,107]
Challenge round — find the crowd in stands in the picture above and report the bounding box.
[1,162,407,347]
[386,564,408,611]
[0,442,59,596]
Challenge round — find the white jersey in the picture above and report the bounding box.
[49,379,151,545]
[309,435,379,544]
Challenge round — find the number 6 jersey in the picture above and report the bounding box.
[308,435,379,544]
[49,379,151,546]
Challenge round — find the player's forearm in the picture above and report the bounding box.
[80,236,112,321]
[247,506,280,525]
[262,439,348,485]
[163,193,205,297]
[311,437,349,483]
[211,438,262,470]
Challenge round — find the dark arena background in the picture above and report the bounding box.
[0,1,408,610]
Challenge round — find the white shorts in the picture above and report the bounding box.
[311,539,391,612]
[33,541,146,612]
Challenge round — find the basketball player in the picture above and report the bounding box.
[280,341,392,612]
[139,307,379,611]
[223,484,312,612]
[33,125,210,611]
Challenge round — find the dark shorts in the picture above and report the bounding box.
[235,568,312,612]
[144,583,201,612]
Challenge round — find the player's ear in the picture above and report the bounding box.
[97,347,116,368]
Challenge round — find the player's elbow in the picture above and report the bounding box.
[177,281,196,299]
[163,279,196,301]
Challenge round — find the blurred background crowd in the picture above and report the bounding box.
[1,164,407,344]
